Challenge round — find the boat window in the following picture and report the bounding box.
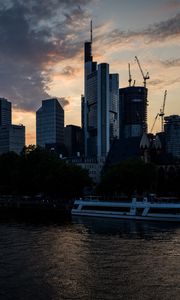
[82,206,130,212]
[136,208,144,215]
[73,204,79,209]
[149,208,180,214]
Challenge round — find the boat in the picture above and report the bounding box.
[71,195,180,222]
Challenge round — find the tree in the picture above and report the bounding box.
[97,159,157,197]
[0,148,91,198]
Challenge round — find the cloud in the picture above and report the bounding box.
[0,1,179,115]
[143,13,180,42]
[149,79,164,86]
[161,0,180,12]
[0,0,92,111]
[60,66,77,78]
[58,97,70,107]
[95,13,180,49]
[160,58,180,67]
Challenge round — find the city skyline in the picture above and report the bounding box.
[0,0,179,144]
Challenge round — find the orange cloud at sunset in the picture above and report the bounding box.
[12,110,36,145]
[0,0,178,145]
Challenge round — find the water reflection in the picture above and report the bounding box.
[0,218,180,300]
[72,216,180,239]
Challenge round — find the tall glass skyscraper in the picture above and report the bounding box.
[83,26,119,158]
[36,98,64,147]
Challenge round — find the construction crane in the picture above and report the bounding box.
[159,90,167,132]
[150,113,159,133]
[128,63,132,87]
[150,90,167,133]
[135,56,150,88]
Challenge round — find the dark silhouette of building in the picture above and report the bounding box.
[0,98,11,126]
[64,125,83,157]
[105,137,141,167]
[164,115,180,159]
[36,98,64,148]
[119,86,148,139]
[83,26,119,158]
[0,98,25,154]
[0,124,25,154]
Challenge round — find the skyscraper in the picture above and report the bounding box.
[0,98,11,126]
[36,98,64,147]
[83,24,119,158]
[0,125,25,155]
[0,98,25,154]
[97,63,110,157]
[109,73,119,143]
[119,86,148,139]
[64,125,83,157]
[164,115,180,158]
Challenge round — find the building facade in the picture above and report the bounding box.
[0,125,25,154]
[36,98,64,147]
[164,115,180,159]
[83,31,119,158]
[64,125,83,157]
[67,157,105,183]
[0,98,11,126]
[109,74,119,143]
[0,98,25,154]
[119,86,148,139]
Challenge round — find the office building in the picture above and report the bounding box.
[36,98,64,147]
[97,63,110,157]
[0,124,25,154]
[109,73,119,143]
[0,98,11,126]
[64,125,83,157]
[164,115,180,158]
[119,86,148,139]
[0,98,25,155]
[83,25,119,158]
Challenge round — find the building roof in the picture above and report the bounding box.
[105,137,141,167]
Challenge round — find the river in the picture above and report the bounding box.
[0,216,180,299]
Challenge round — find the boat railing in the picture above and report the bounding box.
[77,195,180,204]
[79,195,130,202]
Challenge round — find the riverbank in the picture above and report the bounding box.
[0,196,73,220]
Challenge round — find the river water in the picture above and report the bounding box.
[0,216,180,300]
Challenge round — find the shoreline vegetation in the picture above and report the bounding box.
[0,146,180,203]
[0,146,91,199]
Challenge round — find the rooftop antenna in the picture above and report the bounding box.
[90,20,93,43]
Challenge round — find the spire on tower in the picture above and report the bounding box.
[90,20,92,43]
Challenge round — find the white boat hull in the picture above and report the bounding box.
[72,198,180,222]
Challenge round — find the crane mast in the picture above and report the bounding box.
[150,90,167,133]
[135,56,150,88]
[159,90,167,132]
[150,113,159,133]
[128,63,132,87]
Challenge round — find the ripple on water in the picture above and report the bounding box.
[0,218,180,300]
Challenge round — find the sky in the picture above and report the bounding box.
[0,0,179,144]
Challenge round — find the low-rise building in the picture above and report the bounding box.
[67,157,105,183]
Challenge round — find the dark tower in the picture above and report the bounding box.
[119,86,148,139]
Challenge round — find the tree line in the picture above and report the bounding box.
[97,159,180,198]
[0,146,91,198]
[0,147,179,199]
